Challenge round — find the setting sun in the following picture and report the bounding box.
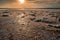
[19,0,25,4]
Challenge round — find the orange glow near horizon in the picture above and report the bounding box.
[0,0,39,8]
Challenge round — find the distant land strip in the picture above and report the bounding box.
[0,8,60,10]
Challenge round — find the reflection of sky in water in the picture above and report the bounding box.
[0,0,60,8]
[49,4,60,8]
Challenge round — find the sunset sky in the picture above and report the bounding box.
[0,0,60,8]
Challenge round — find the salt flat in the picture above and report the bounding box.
[0,9,60,40]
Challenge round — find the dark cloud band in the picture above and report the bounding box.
[0,0,16,3]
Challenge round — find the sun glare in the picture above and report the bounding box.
[19,0,25,4]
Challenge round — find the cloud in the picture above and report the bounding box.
[0,0,60,8]
[0,0,16,4]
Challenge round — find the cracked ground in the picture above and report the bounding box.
[0,9,60,40]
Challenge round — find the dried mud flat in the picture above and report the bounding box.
[0,9,60,40]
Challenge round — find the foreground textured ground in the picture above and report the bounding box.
[0,9,60,40]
